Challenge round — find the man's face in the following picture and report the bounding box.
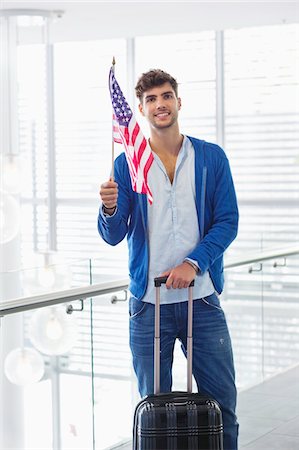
[138,82,181,130]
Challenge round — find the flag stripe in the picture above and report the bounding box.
[118,127,137,180]
[109,68,153,204]
[129,120,145,164]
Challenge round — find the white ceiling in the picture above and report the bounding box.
[1,1,299,42]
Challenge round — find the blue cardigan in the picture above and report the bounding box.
[97,136,239,299]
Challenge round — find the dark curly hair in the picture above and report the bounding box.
[135,69,178,101]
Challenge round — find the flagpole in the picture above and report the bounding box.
[111,56,116,181]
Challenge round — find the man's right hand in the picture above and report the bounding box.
[99,180,118,213]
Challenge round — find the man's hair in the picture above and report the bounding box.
[135,69,178,101]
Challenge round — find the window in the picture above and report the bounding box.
[54,40,128,274]
[135,31,217,141]
[225,24,299,254]
[18,39,129,275]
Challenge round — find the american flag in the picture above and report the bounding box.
[109,67,154,204]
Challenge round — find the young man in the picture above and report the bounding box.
[98,69,239,449]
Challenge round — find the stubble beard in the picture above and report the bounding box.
[151,112,178,130]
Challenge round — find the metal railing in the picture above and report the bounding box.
[1,244,298,317]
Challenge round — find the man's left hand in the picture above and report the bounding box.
[160,262,196,289]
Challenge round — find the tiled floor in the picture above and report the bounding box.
[237,364,299,449]
[114,364,299,450]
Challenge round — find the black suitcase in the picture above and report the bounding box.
[133,276,223,450]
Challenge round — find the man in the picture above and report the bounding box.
[98,69,239,449]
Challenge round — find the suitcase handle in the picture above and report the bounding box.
[153,276,195,395]
[154,276,195,288]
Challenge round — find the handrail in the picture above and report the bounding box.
[224,244,299,269]
[0,278,129,317]
[1,245,298,317]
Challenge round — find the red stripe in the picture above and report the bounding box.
[110,91,154,202]
[143,151,154,180]
[118,128,137,180]
[136,137,146,166]
[123,127,130,145]
[131,121,140,146]
[129,120,146,171]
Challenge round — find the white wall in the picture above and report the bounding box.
[2,1,298,42]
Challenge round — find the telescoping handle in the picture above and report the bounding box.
[153,276,195,395]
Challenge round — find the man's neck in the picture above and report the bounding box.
[149,127,183,156]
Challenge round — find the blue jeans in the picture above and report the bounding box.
[129,293,239,450]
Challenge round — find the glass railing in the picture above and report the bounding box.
[1,245,298,450]
[0,259,130,450]
[223,252,299,390]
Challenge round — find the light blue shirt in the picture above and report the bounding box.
[142,136,214,304]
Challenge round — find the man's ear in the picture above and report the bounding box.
[138,103,144,116]
[178,97,182,110]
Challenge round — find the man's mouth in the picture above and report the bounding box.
[155,112,170,118]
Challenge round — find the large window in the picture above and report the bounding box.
[224,24,299,253]
[54,40,128,272]
[18,39,129,275]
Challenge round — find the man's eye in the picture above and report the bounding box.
[146,97,155,103]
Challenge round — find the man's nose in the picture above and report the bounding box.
[156,98,166,109]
